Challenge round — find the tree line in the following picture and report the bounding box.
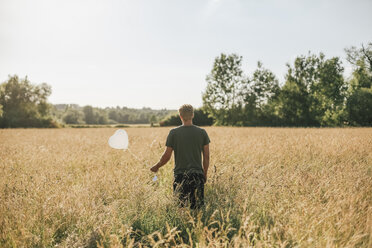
[52,104,175,126]
[159,108,214,126]
[202,43,372,126]
[1,43,371,128]
[0,77,176,128]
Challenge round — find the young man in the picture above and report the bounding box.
[150,104,210,209]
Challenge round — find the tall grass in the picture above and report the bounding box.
[0,127,371,247]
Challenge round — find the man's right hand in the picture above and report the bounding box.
[150,164,159,173]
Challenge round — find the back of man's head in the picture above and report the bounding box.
[179,104,194,121]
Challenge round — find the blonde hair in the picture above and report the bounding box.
[178,104,194,121]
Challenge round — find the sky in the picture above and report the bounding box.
[1,0,371,109]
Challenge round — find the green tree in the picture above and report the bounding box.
[160,108,214,126]
[0,75,56,128]
[62,109,84,124]
[108,110,119,122]
[193,109,214,126]
[346,43,372,77]
[96,111,108,124]
[276,54,319,126]
[277,79,310,126]
[311,56,347,126]
[243,62,280,125]
[119,113,130,123]
[277,53,346,126]
[346,87,372,126]
[250,62,280,108]
[83,105,96,124]
[345,42,372,126]
[149,115,157,126]
[202,53,246,125]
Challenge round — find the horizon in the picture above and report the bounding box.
[1,0,372,109]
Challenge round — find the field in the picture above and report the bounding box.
[1,127,371,247]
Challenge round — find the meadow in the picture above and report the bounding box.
[0,127,371,247]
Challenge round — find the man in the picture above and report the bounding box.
[150,104,210,209]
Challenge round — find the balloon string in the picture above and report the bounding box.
[126,148,157,181]
[126,148,149,165]
[126,148,139,161]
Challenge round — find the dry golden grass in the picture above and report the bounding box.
[0,127,371,247]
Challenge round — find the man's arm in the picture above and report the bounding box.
[150,146,173,172]
[202,144,210,182]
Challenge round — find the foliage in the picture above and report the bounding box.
[62,109,84,124]
[0,75,58,128]
[346,87,372,126]
[52,104,176,125]
[0,76,175,128]
[277,53,347,126]
[83,105,96,124]
[159,108,214,126]
[345,42,372,78]
[344,42,372,126]
[159,113,182,126]
[104,107,175,125]
[202,53,246,126]
[203,46,370,127]
[243,62,280,126]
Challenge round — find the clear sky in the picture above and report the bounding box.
[1,0,371,109]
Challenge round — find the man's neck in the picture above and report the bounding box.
[182,121,193,126]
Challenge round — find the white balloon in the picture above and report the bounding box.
[108,129,129,150]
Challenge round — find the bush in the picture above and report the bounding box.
[160,109,214,126]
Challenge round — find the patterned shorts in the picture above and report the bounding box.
[173,172,205,209]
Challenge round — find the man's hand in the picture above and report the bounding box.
[150,164,159,173]
[150,146,173,173]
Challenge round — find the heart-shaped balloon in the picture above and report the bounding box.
[108,129,129,150]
